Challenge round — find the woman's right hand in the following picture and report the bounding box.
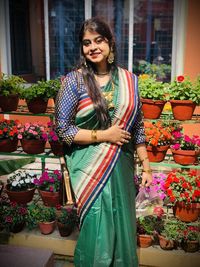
[104,125,131,145]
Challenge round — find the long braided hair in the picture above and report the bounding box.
[78,17,117,129]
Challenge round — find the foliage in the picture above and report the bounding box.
[161,218,185,242]
[0,119,19,140]
[33,169,62,192]
[138,74,166,100]
[136,60,171,81]
[26,203,56,229]
[7,170,36,192]
[56,205,79,226]
[136,215,163,235]
[17,122,48,141]
[181,223,200,242]
[166,75,200,104]
[164,169,200,205]
[21,79,61,101]
[0,198,27,232]
[47,121,61,142]
[144,120,180,146]
[171,130,200,151]
[0,73,25,96]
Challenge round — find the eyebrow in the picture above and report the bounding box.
[82,35,104,42]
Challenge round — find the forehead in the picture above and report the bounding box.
[82,30,102,40]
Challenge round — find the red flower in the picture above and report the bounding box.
[177,75,184,82]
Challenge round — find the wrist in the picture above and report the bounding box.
[142,169,152,174]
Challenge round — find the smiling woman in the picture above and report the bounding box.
[55,17,152,267]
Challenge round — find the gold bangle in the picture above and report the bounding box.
[91,130,97,142]
[142,169,152,174]
[140,156,148,163]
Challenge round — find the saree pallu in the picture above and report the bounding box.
[65,68,139,267]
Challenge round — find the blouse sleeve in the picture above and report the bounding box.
[55,72,80,146]
[131,76,146,145]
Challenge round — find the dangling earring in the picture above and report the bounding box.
[107,50,114,64]
[83,58,88,68]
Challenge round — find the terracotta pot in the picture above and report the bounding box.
[173,202,199,222]
[171,149,198,165]
[181,240,199,253]
[39,189,60,207]
[57,221,74,237]
[0,94,19,111]
[38,221,56,235]
[141,98,166,119]
[21,139,46,154]
[158,235,174,250]
[49,141,64,156]
[147,145,169,162]
[6,185,36,204]
[26,98,48,114]
[10,222,25,233]
[0,139,18,152]
[170,100,196,120]
[137,234,153,248]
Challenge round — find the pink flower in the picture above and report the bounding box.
[172,143,180,150]
[49,186,54,192]
[17,134,23,139]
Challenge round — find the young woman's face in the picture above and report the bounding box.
[82,30,110,67]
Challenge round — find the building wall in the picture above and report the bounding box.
[184,0,200,80]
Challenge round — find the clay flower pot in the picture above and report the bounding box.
[158,235,174,250]
[26,98,48,114]
[21,139,46,154]
[0,139,18,152]
[170,100,196,120]
[6,185,36,204]
[39,190,60,207]
[171,149,198,165]
[0,94,19,112]
[137,234,153,248]
[173,202,199,222]
[38,221,56,235]
[147,145,169,162]
[141,98,166,119]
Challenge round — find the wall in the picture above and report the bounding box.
[184,0,200,80]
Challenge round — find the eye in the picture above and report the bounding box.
[82,40,91,47]
[95,37,105,44]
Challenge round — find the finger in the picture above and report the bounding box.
[117,141,123,146]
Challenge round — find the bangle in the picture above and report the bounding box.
[142,169,152,174]
[140,156,148,163]
[91,130,97,142]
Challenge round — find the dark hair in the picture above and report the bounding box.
[78,17,117,129]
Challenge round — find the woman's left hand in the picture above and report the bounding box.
[141,172,152,187]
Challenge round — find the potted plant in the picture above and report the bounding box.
[26,203,56,234]
[17,122,48,154]
[171,130,200,165]
[0,119,19,152]
[33,169,62,207]
[136,215,160,248]
[46,78,61,103]
[0,73,25,111]
[47,121,63,156]
[164,169,200,222]
[144,120,178,162]
[158,218,185,250]
[180,223,200,252]
[56,205,78,236]
[0,199,27,233]
[6,170,36,204]
[166,75,200,120]
[21,80,54,114]
[138,74,167,119]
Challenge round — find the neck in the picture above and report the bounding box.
[94,71,110,76]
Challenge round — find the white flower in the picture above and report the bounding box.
[11,181,18,187]
[20,180,24,184]
[25,178,31,184]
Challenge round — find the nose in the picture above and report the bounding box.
[90,41,97,50]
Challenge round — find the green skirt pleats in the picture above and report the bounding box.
[74,152,138,267]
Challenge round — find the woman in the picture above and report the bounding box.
[55,17,152,267]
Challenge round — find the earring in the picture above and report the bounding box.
[107,51,114,64]
[83,58,88,68]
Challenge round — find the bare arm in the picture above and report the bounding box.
[73,125,131,146]
[135,143,152,187]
